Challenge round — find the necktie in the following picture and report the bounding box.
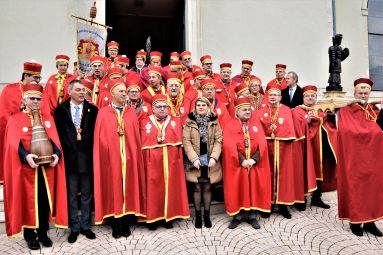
[74,105,80,126]
[289,88,294,102]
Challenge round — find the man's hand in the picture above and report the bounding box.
[26,154,38,168]
[50,154,59,167]
[241,160,250,168]
[248,159,257,167]
[193,159,201,169]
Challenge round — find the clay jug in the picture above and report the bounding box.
[30,110,53,165]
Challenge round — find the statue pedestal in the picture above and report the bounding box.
[323,91,347,100]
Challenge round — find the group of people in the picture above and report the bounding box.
[1,40,383,251]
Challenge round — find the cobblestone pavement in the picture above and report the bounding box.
[1,193,383,255]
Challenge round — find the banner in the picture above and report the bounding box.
[76,20,107,75]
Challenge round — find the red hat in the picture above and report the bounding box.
[55,55,70,63]
[180,50,192,60]
[193,69,206,79]
[170,52,179,61]
[166,73,182,84]
[136,50,147,60]
[115,56,130,65]
[170,60,183,68]
[126,79,141,92]
[234,97,251,109]
[266,84,282,93]
[90,56,105,65]
[107,41,119,49]
[109,79,126,93]
[234,83,249,96]
[152,93,168,105]
[242,60,253,68]
[354,78,373,90]
[23,61,42,75]
[200,78,216,89]
[107,67,123,78]
[81,78,94,93]
[148,65,162,76]
[276,64,286,70]
[220,63,232,70]
[23,83,43,96]
[150,51,162,60]
[200,55,212,64]
[302,85,317,95]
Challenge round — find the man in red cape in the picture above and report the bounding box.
[93,79,146,238]
[0,61,43,184]
[232,60,263,94]
[140,94,190,230]
[3,83,67,249]
[85,56,110,107]
[215,63,237,111]
[126,79,152,121]
[41,55,73,116]
[141,65,166,104]
[200,55,221,81]
[266,64,287,91]
[222,97,271,229]
[337,78,383,237]
[190,79,232,129]
[256,84,306,219]
[293,85,337,209]
[165,73,191,125]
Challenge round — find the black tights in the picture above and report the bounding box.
[193,182,212,211]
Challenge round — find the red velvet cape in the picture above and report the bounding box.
[257,104,305,204]
[294,107,337,191]
[337,104,383,223]
[41,73,72,116]
[0,82,24,184]
[3,111,68,237]
[140,115,190,222]
[222,117,271,215]
[93,106,147,224]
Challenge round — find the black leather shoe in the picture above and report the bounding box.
[123,225,131,237]
[68,231,79,243]
[260,212,271,218]
[27,238,40,250]
[80,229,96,240]
[311,198,331,209]
[163,221,173,229]
[249,219,261,229]
[38,235,53,247]
[363,222,383,237]
[148,223,158,231]
[350,224,363,237]
[278,205,292,219]
[228,219,241,229]
[293,202,306,211]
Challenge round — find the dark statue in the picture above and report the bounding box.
[327,34,350,91]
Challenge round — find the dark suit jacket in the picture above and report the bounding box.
[281,85,303,108]
[54,99,98,175]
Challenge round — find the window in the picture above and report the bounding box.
[368,0,383,90]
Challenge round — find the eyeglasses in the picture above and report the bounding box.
[154,105,168,109]
[27,97,42,101]
[32,75,42,81]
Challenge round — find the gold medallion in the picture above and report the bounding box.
[77,132,82,141]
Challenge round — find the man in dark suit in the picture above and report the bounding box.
[281,71,303,108]
[54,79,98,243]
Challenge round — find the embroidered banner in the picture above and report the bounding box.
[76,21,107,75]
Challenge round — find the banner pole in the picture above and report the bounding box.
[71,15,113,30]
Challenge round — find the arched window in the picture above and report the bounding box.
[368,0,383,90]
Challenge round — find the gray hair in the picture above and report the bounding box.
[68,79,83,92]
[287,71,298,83]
